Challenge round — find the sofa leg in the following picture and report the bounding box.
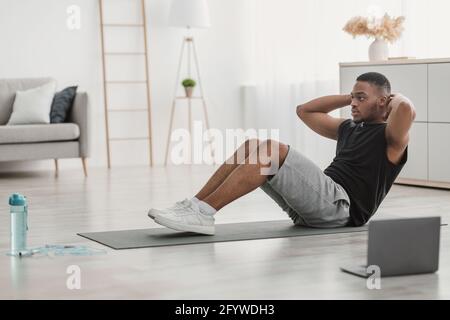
[54,159,59,177]
[81,158,88,177]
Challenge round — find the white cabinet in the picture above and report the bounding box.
[428,63,450,123]
[429,123,450,182]
[340,58,450,188]
[398,123,428,180]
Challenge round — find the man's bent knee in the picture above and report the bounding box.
[257,139,289,167]
[233,139,260,164]
[245,139,260,152]
[241,139,259,164]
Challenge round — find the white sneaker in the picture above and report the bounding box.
[147,199,190,220]
[153,200,215,235]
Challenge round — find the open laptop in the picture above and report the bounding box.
[341,216,441,278]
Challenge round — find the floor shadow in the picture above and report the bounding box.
[0,171,51,179]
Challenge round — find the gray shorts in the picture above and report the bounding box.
[260,146,351,228]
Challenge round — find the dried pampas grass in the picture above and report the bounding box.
[343,14,405,43]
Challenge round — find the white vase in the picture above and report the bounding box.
[368,38,389,61]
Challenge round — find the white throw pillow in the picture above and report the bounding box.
[7,81,57,125]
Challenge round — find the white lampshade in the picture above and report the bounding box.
[168,0,211,29]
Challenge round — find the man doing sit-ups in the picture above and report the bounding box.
[148,72,415,235]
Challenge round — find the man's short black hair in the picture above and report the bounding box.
[356,72,391,95]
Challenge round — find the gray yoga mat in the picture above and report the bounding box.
[78,219,372,250]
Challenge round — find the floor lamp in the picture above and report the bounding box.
[164,0,214,165]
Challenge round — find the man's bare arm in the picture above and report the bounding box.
[296,95,351,140]
[297,95,352,114]
[385,94,416,149]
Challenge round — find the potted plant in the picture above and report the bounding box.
[182,78,196,98]
[343,13,405,61]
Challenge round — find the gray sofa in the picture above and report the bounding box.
[0,78,90,176]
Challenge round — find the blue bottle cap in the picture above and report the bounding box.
[9,193,27,206]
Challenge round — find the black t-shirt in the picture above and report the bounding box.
[323,119,408,226]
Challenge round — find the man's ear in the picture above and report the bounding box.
[378,96,388,107]
[376,96,387,113]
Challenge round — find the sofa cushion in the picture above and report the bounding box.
[0,78,55,125]
[0,123,80,144]
[50,86,78,123]
[7,81,57,125]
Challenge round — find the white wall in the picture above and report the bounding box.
[401,0,450,59]
[0,0,249,171]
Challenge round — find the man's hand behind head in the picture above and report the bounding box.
[384,93,413,121]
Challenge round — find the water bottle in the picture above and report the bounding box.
[9,193,28,256]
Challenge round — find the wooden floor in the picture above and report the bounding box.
[0,165,449,299]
